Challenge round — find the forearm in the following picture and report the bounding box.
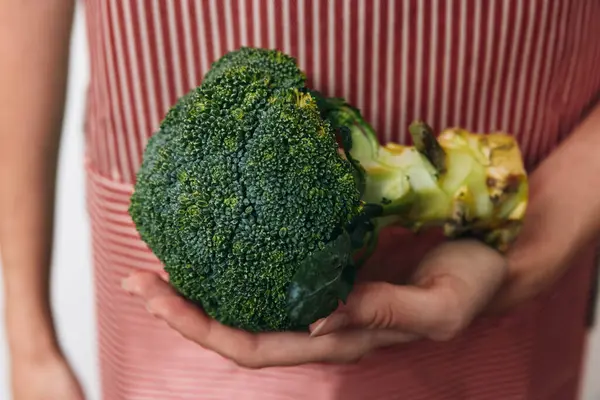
[0,0,75,359]
[497,101,600,308]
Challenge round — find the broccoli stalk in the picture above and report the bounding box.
[355,122,527,251]
[314,93,528,253]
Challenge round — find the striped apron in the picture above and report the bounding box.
[83,1,600,398]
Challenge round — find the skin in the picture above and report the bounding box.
[0,0,84,398]
[2,0,600,393]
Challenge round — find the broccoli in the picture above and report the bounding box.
[202,46,306,90]
[130,47,528,333]
[130,63,364,332]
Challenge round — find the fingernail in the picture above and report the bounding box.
[145,302,156,316]
[121,277,134,293]
[310,313,347,337]
[309,318,325,335]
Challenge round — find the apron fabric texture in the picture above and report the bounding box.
[82,1,600,398]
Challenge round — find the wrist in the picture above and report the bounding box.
[5,305,60,364]
[487,208,574,312]
[8,329,61,365]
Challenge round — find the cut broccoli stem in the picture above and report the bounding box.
[342,119,528,253]
[314,94,528,251]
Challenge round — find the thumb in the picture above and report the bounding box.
[309,281,450,340]
[309,241,507,340]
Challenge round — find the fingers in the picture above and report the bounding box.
[209,328,417,368]
[414,240,508,329]
[311,240,508,341]
[122,271,177,298]
[122,272,242,362]
[309,281,444,338]
[147,293,415,367]
[122,271,417,368]
[413,240,507,298]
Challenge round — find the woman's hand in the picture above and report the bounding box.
[308,240,507,339]
[11,350,85,400]
[123,239,506,368]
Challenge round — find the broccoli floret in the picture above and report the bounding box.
[203,46,306,90]
[130,63,362,332]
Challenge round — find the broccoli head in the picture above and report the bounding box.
[130,60,363,332]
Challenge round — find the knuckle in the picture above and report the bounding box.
[177,328,197,343]
[127,271,168,298]
[364,284,402,330]
[232,353,269,370]
[367,302,397,330]
[334,334,375,364]
[228,342,265,370]
[232,356,260,369]
[152,296,177,319]
[428,296,467,342]
[136,271,161,288]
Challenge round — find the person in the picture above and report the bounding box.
[2,0,600,399]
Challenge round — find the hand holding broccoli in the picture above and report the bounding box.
[122,238,506,368]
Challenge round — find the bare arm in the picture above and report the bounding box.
[0,0,75,364]
[493,100,600,309]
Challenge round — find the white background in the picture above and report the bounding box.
[1,3,599,400]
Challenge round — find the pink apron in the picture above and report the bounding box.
[83,1,600,398]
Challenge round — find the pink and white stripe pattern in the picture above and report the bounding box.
[83,1,600,398]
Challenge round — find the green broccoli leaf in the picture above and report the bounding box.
[346,207,377,249]
[286,230,356,328]
[338,126,367,196]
